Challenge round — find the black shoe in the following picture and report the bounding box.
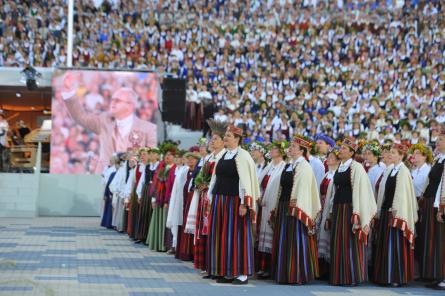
[216,277,233,284]
[232,278,248,285]
[134,240,142,244]
[259,272,270,279]
[202,274,213,279]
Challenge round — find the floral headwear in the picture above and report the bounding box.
[137,147,150,157]
[159,141,179,156]
[249,141,267,155]
[149,147,161,154]
[268,140,289,156]
[197,138,207,148]
[327,146,340,159]
[363,141,381,157]
[409,143,433,164]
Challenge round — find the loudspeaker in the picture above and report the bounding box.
[161,78,186,124]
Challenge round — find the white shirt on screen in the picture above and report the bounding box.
[115,115,134,137]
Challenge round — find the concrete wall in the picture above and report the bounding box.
[38,174,103,216]
[0,173,103,217]
[0,173,39,217]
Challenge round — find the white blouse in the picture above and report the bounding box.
[411,162,431,198]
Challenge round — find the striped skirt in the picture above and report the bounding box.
[330,203,367,286]
[127,187,139,239]
[421,198,445,280]
[373,209,414,285]
[271,200,319,284]
[194,191,208,271]
[136,184,153,242]
[207,194,254,278]
[176,191,195,261]
[146,206,168,252]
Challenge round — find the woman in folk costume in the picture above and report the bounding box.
[127,148,149,240]
[175,151,201,261]
[325,138,377,286]
[183,139,210,239]
[206,125,260,285]
[251,141,268,178]
[315,134,336,173]
[421,129,445,290]
[190,120,227,274]
[271,135,321,284]
[249,141,268,274]
[256,141,286,279]
[120,155,138,233]
[409,143,432,275]
[317,148,340,280]
[101,156,119,229]
[135,148,161,243]
[363,141,385,196]
[146,143,178,251]
[373,143,418,287]
[166,151,188,254]
[410,144,432,200]
[362,141,383,270]
[110,153,131,232]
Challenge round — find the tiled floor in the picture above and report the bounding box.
[0,217,442,296]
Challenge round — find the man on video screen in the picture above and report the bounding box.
[61,72,157,173]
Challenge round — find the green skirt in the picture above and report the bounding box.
[146,206,167,251]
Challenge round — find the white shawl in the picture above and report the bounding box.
[208,147,261,219]
[289,158,321,228]
[318,171,335,261]
[327,160,377,243]
[166,165,188,229]
[258,160,285,252]
[185,150,226,234]
[378,163,418,244]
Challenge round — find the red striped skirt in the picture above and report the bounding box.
[271,199,319,284]
[194,191,208,270]
[330,203,368,286]
[176,191,195,261]
[373,209,414,284]
[421,198,445,280]
[206,194,254,277]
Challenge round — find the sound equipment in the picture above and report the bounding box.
[161,78,186,124]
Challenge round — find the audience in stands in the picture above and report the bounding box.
[0,0,444,148]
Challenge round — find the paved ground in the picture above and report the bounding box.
[0,217,442,296]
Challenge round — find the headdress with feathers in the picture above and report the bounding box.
[207,119,228,138]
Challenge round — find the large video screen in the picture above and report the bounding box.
[50,69,158,174]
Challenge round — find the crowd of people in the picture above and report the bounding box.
[1,0,445,145]
[100,120,445,289]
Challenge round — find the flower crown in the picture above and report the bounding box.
[249,142,267,155]
[363,141,381,157]
[409,143,433,164]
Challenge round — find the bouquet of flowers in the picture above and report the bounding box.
[194,161,212,188]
